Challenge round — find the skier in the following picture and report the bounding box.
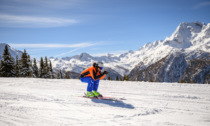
[80,62,108,97]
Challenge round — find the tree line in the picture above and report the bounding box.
[0,45,70,79]
[0,45,128,80]
[107,74,129,81]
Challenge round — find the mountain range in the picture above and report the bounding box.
[0,21,209,83]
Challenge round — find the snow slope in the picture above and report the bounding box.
[0,78,210,126]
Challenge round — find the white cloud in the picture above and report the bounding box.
[193,2,210,9]
[55,47,83,57]
[10,43,95,48]
[0,14,78,28]
[10,42,99,57]
[6,0,82,9]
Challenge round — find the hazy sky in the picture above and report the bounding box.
[0,0,209,58]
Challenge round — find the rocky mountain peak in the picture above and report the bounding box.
[163,21,207,48]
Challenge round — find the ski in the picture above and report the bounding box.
[82,96,126,101]
[82,93,126,101]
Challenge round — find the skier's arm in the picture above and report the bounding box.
[80,71,90,78]
[99,71,108,80]
[92,70,105,80]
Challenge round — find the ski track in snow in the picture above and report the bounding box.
[0,78,210,126]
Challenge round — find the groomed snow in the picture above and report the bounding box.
[0,78,210,126]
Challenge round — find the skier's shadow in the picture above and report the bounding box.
[91,99,135,109]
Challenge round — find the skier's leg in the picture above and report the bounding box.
[87,78,94,92]
[93,79,100,91]
[92,79,102,97]
[80,77,94,92]
[80,76,91,83]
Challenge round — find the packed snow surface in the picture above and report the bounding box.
[0,78,210,126]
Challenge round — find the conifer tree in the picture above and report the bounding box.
[27,55,33,77]
[32,58,39,78]
[57,69,63,79]
[20,50,30,77]
[44,56,50,78]
[0,61,1,77]
[39,57,45,78]
[57,70,60,79]
[116,76,119,81]
[49,60,54,79]
[60,70,63,79]
[0,45,15,77]
[65,71,71,79]
[123,74,129,81]
[15,56,20,77]
[108,76,111,80]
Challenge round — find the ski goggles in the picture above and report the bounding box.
[100,67,103,70]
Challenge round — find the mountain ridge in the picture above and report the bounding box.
[0,21,209,83]
[49,21,210,83]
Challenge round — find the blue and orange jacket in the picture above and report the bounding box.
[80,66,106,80]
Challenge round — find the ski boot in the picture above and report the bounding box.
[92,91,103,97]
[86,91,95,97]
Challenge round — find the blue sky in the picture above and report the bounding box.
[0,0,210,58]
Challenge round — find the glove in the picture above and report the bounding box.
[80,74,85,78]
[103,71,109,75]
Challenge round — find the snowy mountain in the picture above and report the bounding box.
[49,53,124,79]
[0,21,209,83]
[49,21,209,83]
[0,43,22,60]
[128,21,210,83]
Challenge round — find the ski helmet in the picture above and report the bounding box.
[97,62,103,68]
[93,62,104,69]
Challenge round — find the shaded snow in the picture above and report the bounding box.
[0,78,210,126]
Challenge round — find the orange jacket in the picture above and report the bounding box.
[80,66,106,80]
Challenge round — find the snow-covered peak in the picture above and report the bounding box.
[164,21,206,48]
[48,22,209,76]
[70,52,93,61]
[189,23,210,53]
[196,23,210,42]
[1,22,209,78]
